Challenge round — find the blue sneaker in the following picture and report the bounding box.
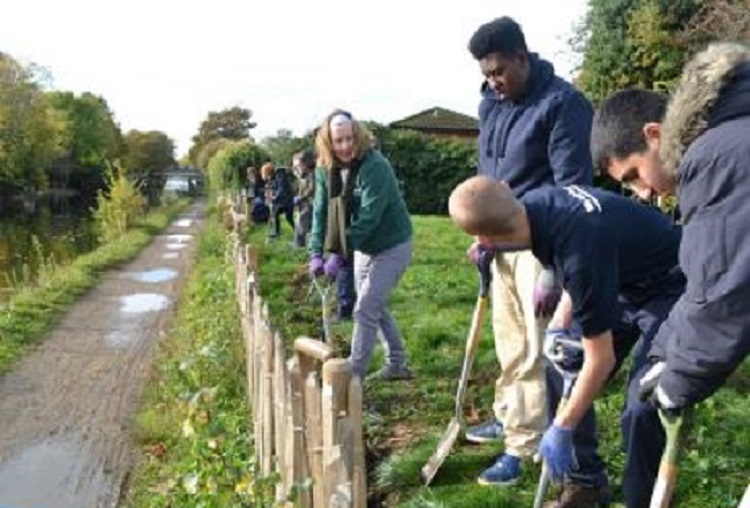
[465,419,504,443]
[477,454,522,486]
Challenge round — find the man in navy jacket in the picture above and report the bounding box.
[591,42,750,413]
[449,178,684,508]
[465,16,594,488]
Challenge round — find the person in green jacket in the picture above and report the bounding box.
[308,109,414,380]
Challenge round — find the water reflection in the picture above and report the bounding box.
[0,435,111,508]
[119,293,170,313]
[129,268,178,283]
[166,234,192,243]
[0,207,96,298]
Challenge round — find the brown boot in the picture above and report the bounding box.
[543,481,611,508]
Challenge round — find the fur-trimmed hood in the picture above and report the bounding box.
[660,42,750,176]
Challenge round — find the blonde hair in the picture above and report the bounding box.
[448,176,522,236]
[314,109,374,170]
[260,162,275,180]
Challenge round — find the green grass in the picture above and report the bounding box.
[125,211,281,507]
[0,200,188,375]
[246,215,750,507]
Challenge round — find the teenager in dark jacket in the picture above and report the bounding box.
[449,177,685,508]
[465,16,594,487]
[592,42,750,412]
[261,162,295,238]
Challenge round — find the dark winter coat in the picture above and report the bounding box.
[477,53,594,197]
[652,42,750,408]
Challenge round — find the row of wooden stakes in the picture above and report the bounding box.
[233,237,367,507]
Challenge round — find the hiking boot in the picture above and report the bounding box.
[477,454,521,486]
[465,419,504,443]
[544,481,612,508]
[367,364,414,381]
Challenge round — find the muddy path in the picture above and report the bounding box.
[0,201,206,508]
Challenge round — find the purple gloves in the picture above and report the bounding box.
[539,424,575,483]
[324,254,345,278]
[534,267,562,318]
[293,196,302,207]
[467,243,495,265]
[308,255,324,277]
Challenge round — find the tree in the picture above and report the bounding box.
[576,0,702,103]
[679,0,750,52]
[47,91,122,168]
[0,53,63,189]
[205,140,270,191]
[261,128,312,167]
[122,130,175,174]
[188,106,256,165]
[46,91,123,192]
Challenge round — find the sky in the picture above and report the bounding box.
[2,0,589,158]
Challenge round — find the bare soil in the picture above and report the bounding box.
[0,201,206,508]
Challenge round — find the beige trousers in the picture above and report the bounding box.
[491,250,548,458]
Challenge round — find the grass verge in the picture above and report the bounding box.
[125,205,283,507]
[243,215,750,507]
[0,200,189,375]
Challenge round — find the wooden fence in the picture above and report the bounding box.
[227,195,366,507]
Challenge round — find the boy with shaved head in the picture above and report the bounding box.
[449,176,685,508]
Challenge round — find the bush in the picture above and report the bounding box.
[93,162,145,243]
[369,125,477,215]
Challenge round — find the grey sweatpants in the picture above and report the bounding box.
[349,239,412,378]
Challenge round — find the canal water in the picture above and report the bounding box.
[0,207,97,300]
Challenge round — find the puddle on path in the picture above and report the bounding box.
[166,243,187,250]
[129,268,178,283]
[0,436,109,508]
[166,234,193,243]
[162,252,180,260]
[175,218,193,227]
[104,329,132,348]
[119,293,170,313]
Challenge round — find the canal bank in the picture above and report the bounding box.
[0,199,206,508]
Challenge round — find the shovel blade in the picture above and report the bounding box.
[420,418,461,486]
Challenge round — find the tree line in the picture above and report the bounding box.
[2,0,747,215]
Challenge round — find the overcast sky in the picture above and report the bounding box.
[2,0,589,157]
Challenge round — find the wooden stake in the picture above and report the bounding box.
[348,376,366,508]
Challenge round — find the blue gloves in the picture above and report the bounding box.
[533,267,562,318]
[293,196,302,207]
[539,424,575,482]
[324,254,345,278]
[308,255,324,277]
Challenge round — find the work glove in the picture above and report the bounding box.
[638,361,681,415]
[539,424,575,483]
[308,255,324,277]
[293,196,302,207]
[544,328,584,373]
[534,267,562,318]
[323,254,345,279]
[467,242,495,265]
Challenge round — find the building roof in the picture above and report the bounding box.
[389,107,478,132]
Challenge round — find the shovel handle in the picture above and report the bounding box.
[650,409,689,508]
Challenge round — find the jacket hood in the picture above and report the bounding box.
[660,42,750,176]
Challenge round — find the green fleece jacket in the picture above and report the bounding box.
[309,150,412,256]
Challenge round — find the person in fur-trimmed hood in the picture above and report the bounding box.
[592,41,750,419]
